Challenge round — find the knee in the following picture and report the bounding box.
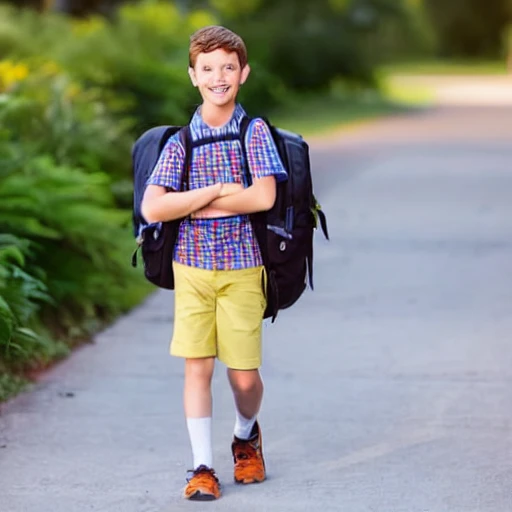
[229,370,262,395]
[185,358,214,385]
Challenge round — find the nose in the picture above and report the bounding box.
[213,68,225,82]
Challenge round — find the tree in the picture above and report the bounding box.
[1,0,124,16]
[424,0,512,57]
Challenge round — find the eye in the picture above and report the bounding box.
[202,66,212,72]
[226,64,235,71]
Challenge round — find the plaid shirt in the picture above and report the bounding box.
[147,104,287,270]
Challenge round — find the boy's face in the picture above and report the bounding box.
[189,49,250,109]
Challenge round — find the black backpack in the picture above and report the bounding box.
[131,125,191,291]
[131,117,329,321]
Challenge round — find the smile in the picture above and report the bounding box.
[210,86,230,94]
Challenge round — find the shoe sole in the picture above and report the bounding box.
[186,490,219,501]
[234,476,266,484]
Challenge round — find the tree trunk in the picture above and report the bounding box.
[52,0,71,12]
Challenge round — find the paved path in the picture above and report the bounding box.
[2,79,512,511]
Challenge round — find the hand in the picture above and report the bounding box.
[192,205,234,219]
[213,182,223,197]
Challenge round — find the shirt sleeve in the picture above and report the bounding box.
[245,119,287,183]
[146,134,185,191]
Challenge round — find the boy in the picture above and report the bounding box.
[141,25,286,501]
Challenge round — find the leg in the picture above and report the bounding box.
[184,357,215,419]
[227,368,263,437]
[172,263,217,469]
[216,266,266,439]
[184,357,215,469]
[215,266,267,484]
[171,264,220,500]
[229,369,266,484]
[182,357,221,501]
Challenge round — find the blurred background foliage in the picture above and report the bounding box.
[0,0,511,400]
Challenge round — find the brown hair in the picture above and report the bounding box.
[189,26,247,69]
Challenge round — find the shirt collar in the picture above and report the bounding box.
[190,103,247,133]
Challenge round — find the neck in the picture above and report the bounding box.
[200,102,236,128]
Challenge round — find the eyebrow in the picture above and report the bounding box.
[201,61,238,67]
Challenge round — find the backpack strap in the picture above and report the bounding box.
[239,115,253,186]
[190,132,242,148]
[178,125,192,191]
[239,115,277,186]
[238,116,280,321]
[317,208,329,240]
[254,117,291,222]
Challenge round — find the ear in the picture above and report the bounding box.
[240,64,251,85]
[188,67,198,87]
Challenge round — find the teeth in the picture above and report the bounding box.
[212,87,228,93]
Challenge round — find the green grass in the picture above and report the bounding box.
[271,87,430,137]
[0,372,28,403]
[273,58,508,137]
[380,76,436,107]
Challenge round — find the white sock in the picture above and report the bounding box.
[234,409,257,440]
[186,417,213,469]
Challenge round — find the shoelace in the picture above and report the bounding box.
[187,465,219,485]
[233,442,260,468]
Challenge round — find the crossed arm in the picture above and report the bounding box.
[141,176,276,224]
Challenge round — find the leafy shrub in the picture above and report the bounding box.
[0,234,52,365]
[0,42,151,384]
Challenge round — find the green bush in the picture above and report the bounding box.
[0,22,152,389]
[0,234,52,366]
[0,133,149,335]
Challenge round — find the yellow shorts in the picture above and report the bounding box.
[170,262,267,370]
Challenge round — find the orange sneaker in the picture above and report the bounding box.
[231,422,266,484]
[183,465,221,501]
